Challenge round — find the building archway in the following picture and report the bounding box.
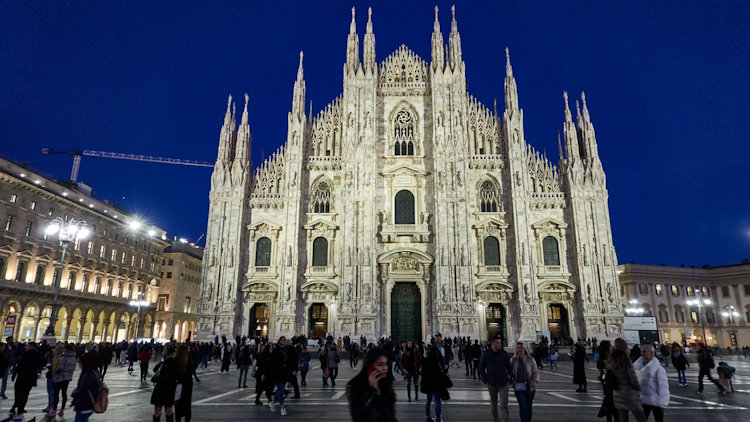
[547,303,571,345]
[485,303,507,342]
[308,303,328,340]
[390,282,422,345]
[248,303,270,339]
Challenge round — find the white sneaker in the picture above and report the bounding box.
[269,401,276,412]
[280,407,287,416]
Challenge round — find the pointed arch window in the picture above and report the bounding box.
[255,237,272,267]
[394,190,415,224]
[483,236,501,266]
[312,237,328,267]
[311,181,332,213]
[479,180,499,212]
[393,110,415,156]
[542,236,560,266]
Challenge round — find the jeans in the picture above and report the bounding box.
[274,382,286,406]
[465,359,473,374]
[74,411,92,422]
[238,365,250,387]
[47,377,54,409]
[472,359,480,378]
[200,356,208,368]
[1,368,7,395]
[425,393,442,418]
[677,369,686,385]
[549,359,558,369]
[487,383,510,422]
[643,404,664,422]
[299,365,308,385]
[514,390,535,422]
[406,372,419,391]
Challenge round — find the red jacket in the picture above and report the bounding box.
[138,351,151,364]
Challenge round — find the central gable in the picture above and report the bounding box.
[378,45,430,95]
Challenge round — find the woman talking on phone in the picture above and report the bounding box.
[346,347,396,422]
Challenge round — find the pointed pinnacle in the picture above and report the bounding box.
[297,51,304,80]
[350,7,356,34]
[581,91,590,121]
[366,7,373,33]
[242,93,249,124]
[451,5,458,32]
[563,91,572,121]
[434,6,440,32]
[505,47,513,77]
[558,131,564,158]
[576,99,582,120]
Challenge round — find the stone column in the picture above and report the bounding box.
[89,318,99,341]
[102,323,110,343]
[62,316,73,342]
[31,318,41,341]
[76,317,87,343]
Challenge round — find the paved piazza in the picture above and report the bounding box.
[1,357,748,421]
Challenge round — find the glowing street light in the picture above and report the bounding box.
[721,305,740,324]
[625,298,645,315]
[44,217,90,341]
[686,288,712,346]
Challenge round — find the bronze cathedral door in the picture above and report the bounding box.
[390,282,422,344]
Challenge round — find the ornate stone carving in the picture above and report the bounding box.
[392,253,419,271]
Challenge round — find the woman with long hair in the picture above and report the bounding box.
[609,338,646,422]
[174,344,199,422]
[151,347,178,422]
[573,343,589,392]
[511,342,540,422]
[596,340,619,422]
[51,343,77,417]
[421,344,449,422]
[346,347,396,422]
[253,343,274,405]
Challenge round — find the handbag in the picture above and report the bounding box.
[325,368,330,377]
[514,382,528,392]
[151,362,165,384]
[443,373,453,389]
[174,383,183,401]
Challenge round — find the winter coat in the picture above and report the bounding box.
[607,355,642,413]
[71,367,100,412]
[53,351,77,383]
[511,354,540,391]
[400,347,422,374]
[13,348,42,387]
[346,372,397,422]
[572,345,588,384]
[420,351,448,396]
[671,352,689,371]
[479,348,512,387]
[174,358,197,407]
[697,349,715,371]
[151,357,178,406]
[633,357,670,408]
[327,349,341,369]
[269,346,293,384]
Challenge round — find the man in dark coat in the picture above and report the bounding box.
[696,344,725,393]
[573,342,589,392]
[270,337,293,416]
[10,342,43,420]
[479,335,512,422]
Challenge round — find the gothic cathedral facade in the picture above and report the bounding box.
[198,6,624,344]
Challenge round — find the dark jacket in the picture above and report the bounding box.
[479,347,512,387]
[13,348,43,387]
[71,367,100,412]
[400,347,422,374]
[346,372,397,422]
[270,346,293,383]
[420,350,448,395]
[151,357,178,406]
[697,348,715,371]
[237,348,252,367]
[671,352,689,371]
[573,344,588,384]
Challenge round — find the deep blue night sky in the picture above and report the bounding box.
[2,2,748,266]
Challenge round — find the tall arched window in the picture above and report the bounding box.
[311,181,332,213]
[81,274,89,292]
[393,110,415,156]
[483,236,501,266]
[479,180,499,212]
[255,237,272,267]
[542,236,560,266]
[312,237,328,267]
[394,190,415,224]
[14,262,26,282]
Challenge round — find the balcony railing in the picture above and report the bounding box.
[254,267,269,273]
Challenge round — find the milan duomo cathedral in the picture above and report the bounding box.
[197,6,624,345]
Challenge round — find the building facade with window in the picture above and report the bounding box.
[0,156,169,343]
[618,262,750,348]
[199,7,624,343]
[155,241,203,341]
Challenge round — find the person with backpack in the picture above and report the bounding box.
[609,338,646,422]
[71,352,102,422]
[297,344,311,387]
[670,343,689,387]
[327,345,341,387]
[151,351,178,422]
[50,343,77,417]
[696,343,725,394]
[421,344,450,422]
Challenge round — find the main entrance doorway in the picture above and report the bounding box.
[547,303,571,345]
[485,303,507,342]
[308,303,328,340]
[248,304,269,339]
[390,282,422,344]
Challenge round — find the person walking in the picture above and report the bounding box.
[139,347,152,384]
[99,342,113,380]
[548,345,558,370]
[463,341,473,376]
[511,343,539,422]
[633,344,669,422]
[421,345,449,422]
[596,341,618,422]
[174,344,200,422]
[471,340,482,380]
[609,338,646,422]
[151,350,178,422]
[400,340,422,402]
[70,352,101,422]
[670,344,689,387]
[573,343,589,392]
[298,344,311,387]
[51,343,76,417]
[254,344,274,405]
[237,345,252,388]
[327,345,341,387]
[270,336,293,416]
[0,341,11,400]
[319,345,329,386]
[220,343,232,374]
[696,343,725,394]
[349,343,359,368]
[479,335,512,422]
[346,347,397,422]
[9,342,43,420]
[127,342,138,375]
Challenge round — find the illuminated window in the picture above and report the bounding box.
[686,286,695,297]
[671,285,679,296]
[24,221,32,237]
[654,284,662,296]
[30,201,36,210]
[701,286,710,297]
[10,194,17,203]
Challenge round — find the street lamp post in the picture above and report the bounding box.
[721,306,740,324]
[687,289,712,346]
[44,217,90,342]
[625,299,645,315]
[129,292,149,340]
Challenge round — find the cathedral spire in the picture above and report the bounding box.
[223,94,232,126]
[241,93,249,125]
[234,93,251,170]
[578,91,599,164]
[346,7,360,75]
[562,91,580,162]
[558,131,564,160]
[363,7,376,74]
[291,51,306,123]
[448,5,463,71]
[504,47,519,115]
[581,91,591,123]
[431,6,444,72]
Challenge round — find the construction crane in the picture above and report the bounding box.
[41,148,214,182]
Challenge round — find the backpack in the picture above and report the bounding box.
[87,370,109,413]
